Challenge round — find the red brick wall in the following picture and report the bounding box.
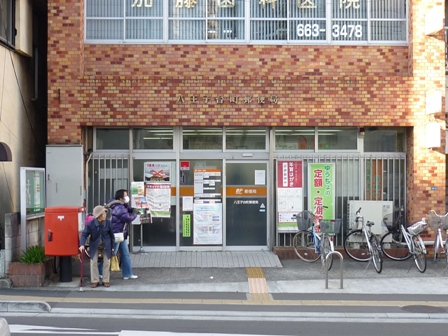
[406,0,446,223]
[47,0,446,222]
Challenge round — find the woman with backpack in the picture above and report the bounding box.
[79,205,114,288]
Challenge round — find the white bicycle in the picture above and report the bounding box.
[401,218,428,273]
[428,210,448,264]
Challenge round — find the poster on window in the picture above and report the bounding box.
[144,162,171,182]
[308,163,335,220]
[276,161,303,232]
[131,181,145,197]
[365,160,383,200]
[146,182,171,218]
[193,201,222,245]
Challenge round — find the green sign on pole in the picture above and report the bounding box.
[308,163,335,220]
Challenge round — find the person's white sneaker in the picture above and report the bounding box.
[123,275,138,280]
[99,275,103,279]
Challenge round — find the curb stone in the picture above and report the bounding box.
[0,300,51,313]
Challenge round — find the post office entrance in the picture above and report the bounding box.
[225,161,268,247]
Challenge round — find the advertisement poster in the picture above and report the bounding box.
[193,201,223,245]
[308,163,335,220]
[146,182,171,218]
[277,161,303,232]
[133,196,148,212]
[22,168,45,216]
[144,162,171,182]
[131,181,145,197]
[130,181,148,223]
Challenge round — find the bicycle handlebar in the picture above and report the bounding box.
[428,210,448,218]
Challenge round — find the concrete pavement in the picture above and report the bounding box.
[2,251,448,313]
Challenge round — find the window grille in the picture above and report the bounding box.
[85,0,407,44]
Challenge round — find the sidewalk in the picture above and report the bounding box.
[2,252,448,315]
[7,251,448,294]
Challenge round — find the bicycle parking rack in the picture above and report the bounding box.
[325,251,344,289]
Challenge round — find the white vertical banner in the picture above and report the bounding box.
[276,161,303,232]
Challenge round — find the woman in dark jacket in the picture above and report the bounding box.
[79,205,114,288]
[107,189,138,279]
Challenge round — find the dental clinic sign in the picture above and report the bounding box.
[308,163,335,220]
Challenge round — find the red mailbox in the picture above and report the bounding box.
[45,206,85,256]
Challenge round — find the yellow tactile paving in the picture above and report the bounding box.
[246,267,272,301]
[246,267,265,278]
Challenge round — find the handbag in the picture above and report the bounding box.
[110,255,120,271]
[114,223,127,243]
[114,232,124,243]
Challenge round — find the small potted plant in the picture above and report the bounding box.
[8,245,52,287]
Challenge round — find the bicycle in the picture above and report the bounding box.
[380,211,428,272]
[292,209,341,271]
[343,207,383,273]
[428,210,448,264]
[380,206,412,261]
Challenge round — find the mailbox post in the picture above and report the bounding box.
[44,206,85,282]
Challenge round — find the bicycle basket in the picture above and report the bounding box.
[296,211,314,231]
[429,213,448,229]
[320,219,342,234]
[407,220,427,235]
[382,213,398,232]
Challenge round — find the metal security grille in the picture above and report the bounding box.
[85,0,408,44]
[276,153,406,247]
[86,151,405,248]
[86,154,130,213]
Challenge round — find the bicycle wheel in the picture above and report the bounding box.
[344,230,369,262]
[292,230,320,262]
[370,235,383,273]
[445,238,448,265]
[321,234,333,271]
[433,235,440,262]
[413,235,427,273]
[380,231,412,261]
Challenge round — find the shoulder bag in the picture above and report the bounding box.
[114,223,127,243]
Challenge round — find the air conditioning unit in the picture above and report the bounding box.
[348,201,394,235]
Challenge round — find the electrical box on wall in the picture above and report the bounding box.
[348,201,394,235]
[46,145,84,207]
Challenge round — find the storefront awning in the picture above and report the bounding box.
[0,142,12,161]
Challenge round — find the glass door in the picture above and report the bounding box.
[179,159,223,247]
[225,161,268,247]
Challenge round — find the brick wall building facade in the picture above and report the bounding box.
[47,0,446,250]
